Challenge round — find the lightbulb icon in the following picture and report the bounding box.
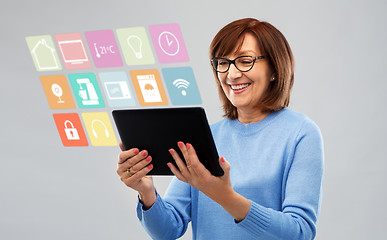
[127,35,143,59]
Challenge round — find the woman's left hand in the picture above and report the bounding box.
[167,141,233,204]
[168,141,251,221]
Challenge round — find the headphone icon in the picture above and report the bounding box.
[91,119,110,138]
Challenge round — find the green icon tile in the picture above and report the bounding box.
[68,73,105,109]
[26,35,62,71]
[116,27,155,66]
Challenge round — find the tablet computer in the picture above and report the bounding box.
[112,107,223,176]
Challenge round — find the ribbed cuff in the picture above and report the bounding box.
[137,192,163,221]
[236,201,271,237]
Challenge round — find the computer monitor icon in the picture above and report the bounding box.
[58,40,89,65]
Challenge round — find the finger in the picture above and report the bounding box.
[131,155,152,173]
[168,148,191,178]
[218,156,231,179]
[120,168,134,182]
[177,141,190,166]
[121,157,152,180]
[186,143,210,177]
[118,148,140,164]
[117,150,148,174]
[119,142,125,151]
[118,149,148,171]
[167,162,187,183]
[126,164,153,185]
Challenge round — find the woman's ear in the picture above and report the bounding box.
[270,73,276,81]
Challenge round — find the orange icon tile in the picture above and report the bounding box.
[53,113,88,147]
[129,69,168,106]
[40,75,75,109]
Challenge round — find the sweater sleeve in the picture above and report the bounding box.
[236,119,324,240]
[137,177,192,240]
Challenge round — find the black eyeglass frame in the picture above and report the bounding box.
[210,55,265,73]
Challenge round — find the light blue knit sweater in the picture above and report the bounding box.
[137,107,324,240]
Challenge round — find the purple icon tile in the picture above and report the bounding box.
[149,23,189,63]
[85,30,123,68]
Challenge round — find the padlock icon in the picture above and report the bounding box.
[64,120,80,140]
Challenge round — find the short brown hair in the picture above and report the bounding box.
[209,18,294,119]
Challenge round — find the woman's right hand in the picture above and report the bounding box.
[117,142,156,208]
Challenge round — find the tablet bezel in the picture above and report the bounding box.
[112,107,224,176]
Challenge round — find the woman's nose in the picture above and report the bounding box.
[227,64,242,80]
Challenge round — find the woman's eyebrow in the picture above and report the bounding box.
[235,50,257,55]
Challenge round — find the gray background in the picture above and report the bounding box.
[1,0,386,239]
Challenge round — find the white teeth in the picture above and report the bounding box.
[230,83,250,90]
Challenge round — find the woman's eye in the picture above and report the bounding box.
[237,57,253,64]
[240,60,253,65]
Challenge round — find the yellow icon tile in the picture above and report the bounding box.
[81,112,117,146]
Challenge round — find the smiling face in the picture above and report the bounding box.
[217,33,274,115]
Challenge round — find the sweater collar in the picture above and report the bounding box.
[227,107,287,135]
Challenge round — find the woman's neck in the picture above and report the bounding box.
[237,107,270,124]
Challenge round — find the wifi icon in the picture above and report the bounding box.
[173,78,190,96]
[162,67,202,106]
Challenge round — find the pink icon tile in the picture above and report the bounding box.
[55,33,92,70]
[149,23,189,63]
[85,30,123,68]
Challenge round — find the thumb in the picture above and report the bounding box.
[119,142,125,151]
[219,156,231,179]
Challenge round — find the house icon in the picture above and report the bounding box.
[31,39,60,71]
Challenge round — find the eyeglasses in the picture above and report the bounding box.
[210,56,265,73]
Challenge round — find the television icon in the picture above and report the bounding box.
[55,33,92,69]
[104,81,131,100]
[58,40,89,64]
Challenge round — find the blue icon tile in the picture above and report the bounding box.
[162,67,202,106]
[98,71,136,107]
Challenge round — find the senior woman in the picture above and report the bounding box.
[117,18,324,240]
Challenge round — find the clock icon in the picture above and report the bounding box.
[158,31,180,56]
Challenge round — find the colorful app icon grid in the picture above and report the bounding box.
[81,112,118,146]
[68,73,105,109]
[27,24,203,147]
[53,113,88,147]
[162,67,202,106]
[85,30,123,68]
[26,35,62,71]
[54,33,92,70]
[98,71,136,107]
[40,75,76,109]
[129,69,168,106]
[149,23,189,63]
[116,27,155,66]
